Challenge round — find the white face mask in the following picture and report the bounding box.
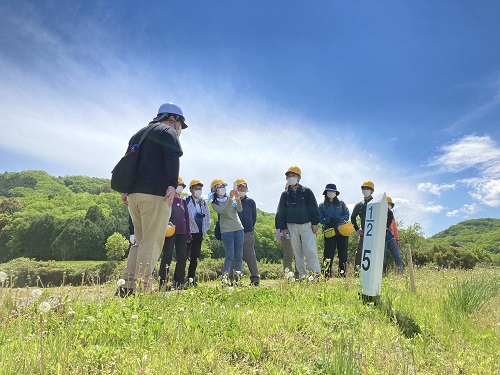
[238,191,247,198]
[362,189,372,198]
[176,186,184,194]
[287,177,298,186]
[176,127,182,137]
[217,187,226,196]
[327,191,336,199]
[193,190,202,198]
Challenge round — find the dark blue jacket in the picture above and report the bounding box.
[237,197,257,233]
[277,184,319,230]
[319,198,350,233]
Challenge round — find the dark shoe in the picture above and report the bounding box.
[115,287,134,298]
[250,280,260,286]
[173,282,187,290]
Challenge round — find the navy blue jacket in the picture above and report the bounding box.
[277,184,320,230]
[237,197,257,233]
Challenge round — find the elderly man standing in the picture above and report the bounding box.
[117,102,186,296]
[277,166,321,278]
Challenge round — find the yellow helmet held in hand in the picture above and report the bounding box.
[285,166,301,176]
[361,180,375,190]
[210,178,227,191]
[338,222,355,237]
[165,222,176,237]
[189,179,203,188]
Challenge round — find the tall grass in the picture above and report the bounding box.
[444,275,500,315]
[0,267,499,374]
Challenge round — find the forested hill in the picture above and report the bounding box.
[0,170,282,263]
[430,218,500,254]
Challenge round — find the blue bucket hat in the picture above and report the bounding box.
[323,183,340,196]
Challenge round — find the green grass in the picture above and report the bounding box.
[0,267,499,374]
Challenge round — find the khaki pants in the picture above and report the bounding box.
[123,193,171,291]
[288,222,321,276]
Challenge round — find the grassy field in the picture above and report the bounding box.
[0,267,499,374]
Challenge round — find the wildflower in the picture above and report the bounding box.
[228,286,234,292]
[246,310,253,315]
[67,310,76,317]
[234,304,240,309]
[179,307,185,312]
[31,289,43,299]
[131,314,139,320]
[220,305,226,310]
[284,268,290,274]
[190,291,194,296]
[0,271,7,283]
[201,302,206,307]
[286,271,294,279]
[87,316,95,322]
[308,275,314,282]
[188,278,194,283]
[157,316,163,320]
[39,301,51,313]
[117,279,126,287]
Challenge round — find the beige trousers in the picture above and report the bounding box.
[123,193,171,291]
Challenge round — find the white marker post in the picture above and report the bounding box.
[360,193,388,303]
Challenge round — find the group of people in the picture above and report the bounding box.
[115,102,402,296]
[276,166,403,280]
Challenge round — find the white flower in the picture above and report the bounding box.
[131,314,138,320]
[39,301,51,313]
[67,310,76,317]
[157,316,163,320]
[286,271,294,279]
[31,289,43,299]
[190,292,194,296]
[201,302,206,307]
[179,307,185,312]
[284,268,290,274]
[117,279,126,286]
[308,275,314,282]
[246,310,253,315]
[228,287,234,292]
[220,305,226,310]
[0,271,8,283]
[188,278,194,283]
[234,304,240,309]
[87,316,95,322]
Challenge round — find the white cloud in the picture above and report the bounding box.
[430,134,500,176]
[446,203,482,217]
[469,179,500,207]
[417,182,456,196]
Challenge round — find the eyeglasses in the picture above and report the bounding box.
[166,113,184,122]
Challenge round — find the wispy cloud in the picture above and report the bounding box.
[417,182,456,196]
[429,135,500,175]
[446,203,482,218]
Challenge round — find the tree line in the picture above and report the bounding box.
[1,171,498,268]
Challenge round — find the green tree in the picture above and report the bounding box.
[0,197,23,215]
[105,232,130,260]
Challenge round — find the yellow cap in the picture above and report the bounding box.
[210,178,227,191]
[189,179,203,189]
[285,166,301,177]
[177,176,186,187]
[361,180,374,190]
[235,178,247,187]
[386,196,394,207]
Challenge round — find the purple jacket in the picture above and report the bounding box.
[170,196,191,236]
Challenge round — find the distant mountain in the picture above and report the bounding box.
[430,218,500,254]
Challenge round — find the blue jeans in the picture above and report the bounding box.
[385,238,403,269]
[221,229,244,278]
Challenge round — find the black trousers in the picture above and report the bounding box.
[159,234,188,285]
[323,235,348,277]
[187,232,203,280]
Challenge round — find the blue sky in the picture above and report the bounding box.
[1,1,499,237]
